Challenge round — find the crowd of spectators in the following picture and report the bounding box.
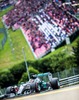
[3,0,47,28]
[45,2,79,35]
[21,18,51,58]
[0,0,14,10]
[61,2,78,15]
[2,0,79,58]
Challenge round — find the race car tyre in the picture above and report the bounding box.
[5,86,13,94]
[5,86,16,97]
[50,78,60,89]
[35,83,41,92]
[22,89,31,95]
[9,93,16,97]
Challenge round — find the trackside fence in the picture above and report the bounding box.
[0,28,7,49]
[52,67,79,87]
[59,74,79,87]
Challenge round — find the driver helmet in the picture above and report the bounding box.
[30,73,37,79]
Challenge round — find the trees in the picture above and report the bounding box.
[29,51,76,73]
[0,70,14,88]
[10,63,26,84]
[0,63,26,88]
[74,39,79,66]
[19,67,39,83]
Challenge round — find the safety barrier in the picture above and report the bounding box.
[59,74,79,87]
[0,28,7,49]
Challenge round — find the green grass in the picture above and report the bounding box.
[0,7,35,70]
[8,29,34,61]
[0,33,4,41]
[0,33,4,49]
[0,17,4,28]
[0,6,13,17]
[0,28,35,70]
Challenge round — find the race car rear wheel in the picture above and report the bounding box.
[50,78,60,90]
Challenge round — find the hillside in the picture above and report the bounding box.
[0,5,79,71]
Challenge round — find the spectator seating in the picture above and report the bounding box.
[2,0,79,58]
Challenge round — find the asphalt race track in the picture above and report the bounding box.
[8,85,79,100]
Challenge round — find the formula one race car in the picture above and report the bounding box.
[0,91,6,100]
[17,72,60,95]
[5,85,18,98]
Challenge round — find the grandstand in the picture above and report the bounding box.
[2,0,79,59]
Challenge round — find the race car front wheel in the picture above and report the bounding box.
[22,89,31,95]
